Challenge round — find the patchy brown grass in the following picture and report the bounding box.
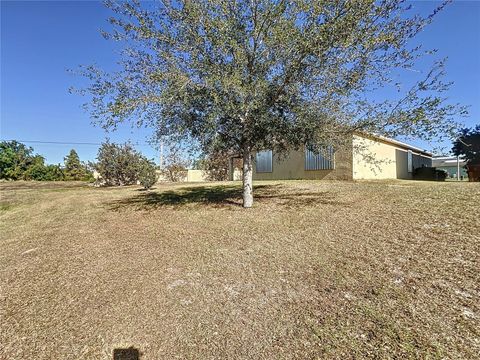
[0,180,478,359]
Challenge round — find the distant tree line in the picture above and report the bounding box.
[0,140,160,189]
[0,141,93,181]
[1,140,217,188]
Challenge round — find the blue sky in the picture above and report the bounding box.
[1,1,479,164]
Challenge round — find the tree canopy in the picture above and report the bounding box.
[77,0,466,206]
[0,141,36,180]
[0,141,92,181]
[452,125,480,165]
[64,149,90,180]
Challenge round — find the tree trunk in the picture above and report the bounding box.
[242,148,253,208]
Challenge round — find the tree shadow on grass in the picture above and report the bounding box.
[109,183,351,211]
[110,184,259,210]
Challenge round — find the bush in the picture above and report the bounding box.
[94,142,142,186]
[139,160,158,189]
[94,142,156,187]
[23,158,48,180]
[43,164,65,181]
[161,149,189,182]
[193,151,242,181]
[195,152,230,181]
[413,167,447,181]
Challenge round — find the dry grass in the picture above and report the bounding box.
[0,180,478,359]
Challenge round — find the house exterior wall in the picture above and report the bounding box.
[234,134,431,181]
[186,170,209,182]
[352,135,432,180]
[232,169,243,180]
[156,169,210,182]
[252,143,353,181]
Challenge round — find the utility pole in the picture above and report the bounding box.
[159,140,164,170]
[457,155,460,181]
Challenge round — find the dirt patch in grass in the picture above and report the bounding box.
[0,180,478,359]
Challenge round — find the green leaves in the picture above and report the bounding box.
[94,141,154,186]
[452,125,480,165]
[78,0,465,157]
[0,141,93,181]
[64,149,91,181]
[138,159,158,189]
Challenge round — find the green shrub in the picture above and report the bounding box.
[23,160,48,180]
[161,148,189,182]
[94,142,142,186]
[139,160,158,189]
[413,167,447,181]
[43,164,65,181]
[94,142,156,187]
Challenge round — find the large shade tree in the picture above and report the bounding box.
[77,0,465,207]
[452,125,480,165]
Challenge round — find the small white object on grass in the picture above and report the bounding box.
[167,279,187,289]
[21,248,38,255]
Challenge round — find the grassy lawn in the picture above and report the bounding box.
[1,180,478,359]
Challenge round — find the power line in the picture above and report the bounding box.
[0,139,153,146]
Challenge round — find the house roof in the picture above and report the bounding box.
[432,156,467,167]
[356,132,433,157]
[229,132,434,158]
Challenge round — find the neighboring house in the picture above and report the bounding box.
[432,156,467,179]
[229,133,432,181]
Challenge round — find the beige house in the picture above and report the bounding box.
[229,133,432,181]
